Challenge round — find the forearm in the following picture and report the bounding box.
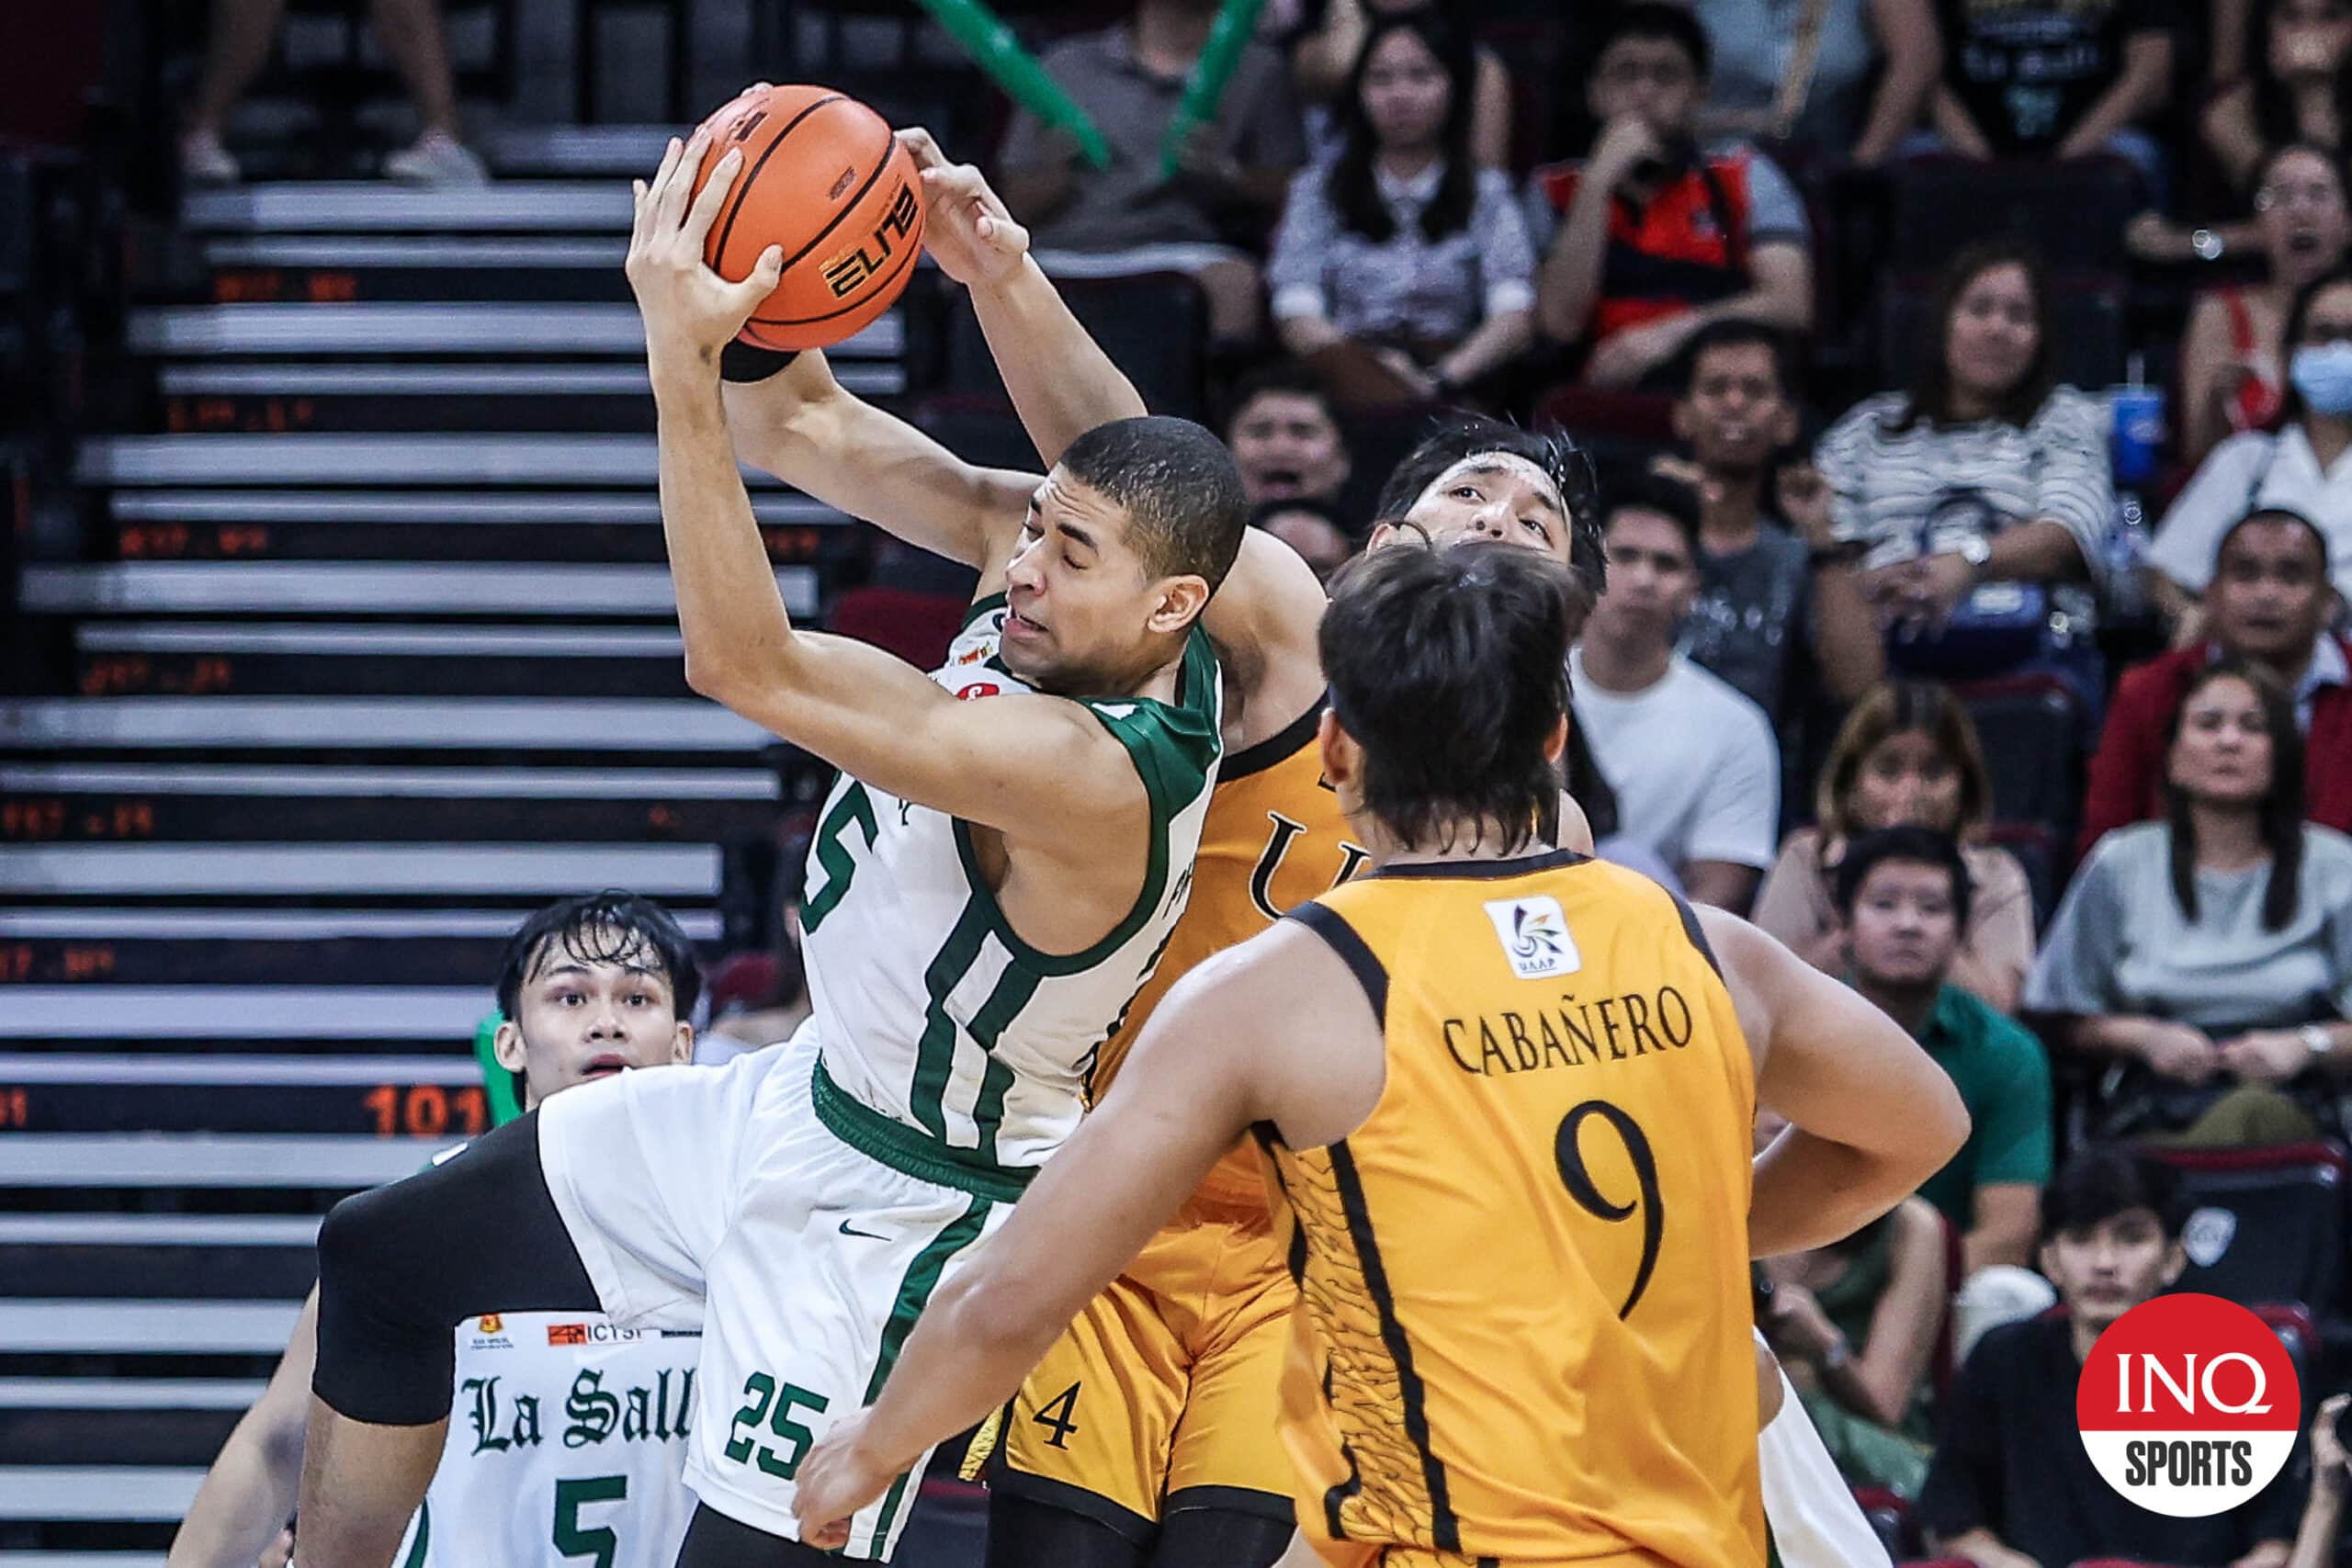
[1751,1128,1923,1257]
[1683,860,1762,915]
[1962,1220,2034,1275]
[2062,51,2170,152]
[1436,308,1533,386]
[1538,193,1614,342]
[1931,85,1994,153]
[1275,310,1346,357]
[1985,517,2088,581]
[2066,1012,2162,1060]
[1808,563,1886,702]
[168,1414,302,1567]
[2288,1484,2346,1568]
[969,254,1148,461]
[652,356,800,697]
[1942,1526,2027,1568]
[1853,25,1942,164]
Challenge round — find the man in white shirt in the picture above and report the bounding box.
[1572,468,1781,911]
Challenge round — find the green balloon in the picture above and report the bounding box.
[1160,0,1269,179]
[912,0,1114,169]
[474,1010,524,1126]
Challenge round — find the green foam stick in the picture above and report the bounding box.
[1159,0,1268,178]
[474,1010,524,1126]
[913,0,1114,169]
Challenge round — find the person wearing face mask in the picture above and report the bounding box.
[2083,509,2352,852]
[1753,681,2038,1012]
[2152,268,2352,625]
[2175,144,2352,465]
[2028,658,2352,1145]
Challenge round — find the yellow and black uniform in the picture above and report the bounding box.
[1272,850,1764,1568]
[991,703,1366,1539]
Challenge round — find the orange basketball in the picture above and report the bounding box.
[688,85,926,353]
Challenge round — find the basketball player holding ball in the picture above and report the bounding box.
[292,104,1250,1568]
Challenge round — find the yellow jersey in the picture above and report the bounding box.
[1091,703,1367,1211]
[1269,850,1764,1567]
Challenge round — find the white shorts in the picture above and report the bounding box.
[537,1025,1023,1560]
[1754,1332,1894,1568]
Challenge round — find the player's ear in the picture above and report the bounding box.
[1317,708,1362,795]
[492,1018,529,1077]
[669,1021,695,1066]
[2160,1237,2188,1289]
[1365,521,1401,553]
[1542,713,1569,765]
[1147,574,1210,637]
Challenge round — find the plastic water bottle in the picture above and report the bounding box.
[2106,491,2152,622]
[2111,354,2165,489]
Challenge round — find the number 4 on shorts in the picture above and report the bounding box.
[1032,1381,1081,1450]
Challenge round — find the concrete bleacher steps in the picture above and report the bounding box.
[2,168,862,1552]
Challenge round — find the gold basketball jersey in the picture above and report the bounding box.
[1269,850,1765,1567]
[1092,705,1367,1208]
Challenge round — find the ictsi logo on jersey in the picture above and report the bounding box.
[1484,896,1579,979]
[2077,1293,2301,1517]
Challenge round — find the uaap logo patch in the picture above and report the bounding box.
[1484,896,1579,979]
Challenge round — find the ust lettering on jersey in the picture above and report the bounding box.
[392,1313,700,1568]
[1270,852,1766,1567]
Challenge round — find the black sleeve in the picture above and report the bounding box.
[720,340,799,384]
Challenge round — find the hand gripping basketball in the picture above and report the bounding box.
[896,128,1030,288]
[626,129,786,371]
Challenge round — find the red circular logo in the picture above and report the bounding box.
[2075,1293,2301,1517]
[955,682,1002,702]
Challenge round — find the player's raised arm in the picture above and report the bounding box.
[630,132,1180,839]
[167,1288,318,1568]
[1698,907,1972,1257]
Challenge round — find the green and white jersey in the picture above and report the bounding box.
[386,1313,699,1568]
[798,595,1222,1169]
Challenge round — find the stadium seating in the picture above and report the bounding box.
[2141,1142,2350,1325]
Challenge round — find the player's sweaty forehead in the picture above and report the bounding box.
[1028,468,1135,564]
[522,927,673,999]
[1409,453,1568,525]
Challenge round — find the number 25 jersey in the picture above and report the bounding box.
[1269,850,1764,1568]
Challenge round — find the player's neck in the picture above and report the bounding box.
[1359,818,1545,871]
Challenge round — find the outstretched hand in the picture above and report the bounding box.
[898,127,1030,288]
[626,127,786,374]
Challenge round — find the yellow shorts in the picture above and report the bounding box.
[991,1197,1297,1541]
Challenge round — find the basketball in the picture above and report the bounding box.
[687,84,926,353]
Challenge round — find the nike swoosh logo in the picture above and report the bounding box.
[838,1219,888,1240]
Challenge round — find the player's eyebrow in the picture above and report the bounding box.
[1459,461,1566,518]
[1058,521,1100,557]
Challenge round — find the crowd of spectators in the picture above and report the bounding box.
[981,0,2352,1555]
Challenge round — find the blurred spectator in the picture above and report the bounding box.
[1833,827,2053,1276]
[1572,467,1781,910]
[182,0,486,186]
[2083,510,2352,852]
[1919,1145,2303,1568]
[2177,144,2351,464]
[996,0,1307,347]
[1285,0,1511,168]
[695,941,808,1067]
[2204,0,2352,193]
[1696,0,1944,168]
[1250,496,1355,580]
[1267,9,1537,410]
[2151,269,2352,618]
[1759,1193,1946,1496]
[1755,682,2039,1011]
[1815,242,2111,684]
[2029,658,2352,1145]
[1531,3,1815,389]
[1926,0,2175,179]
[2288,1393,2350,1568]
[1223,361,1352,505]
[1667,320,1884,715]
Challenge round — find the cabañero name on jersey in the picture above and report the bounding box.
[459,1365,695,1456]
[1441,986,1697,1077]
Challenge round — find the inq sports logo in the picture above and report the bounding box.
[2075,1293,2301,1517]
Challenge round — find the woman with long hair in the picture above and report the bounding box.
[2203,0,2352,191]
[1266,7,1537,406]
[2151,266,2352,631]
[2177,143,2352,463]
[2029,659,2352,1144]
[1813,241,2112,678]
[1753,680,2038,1011]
